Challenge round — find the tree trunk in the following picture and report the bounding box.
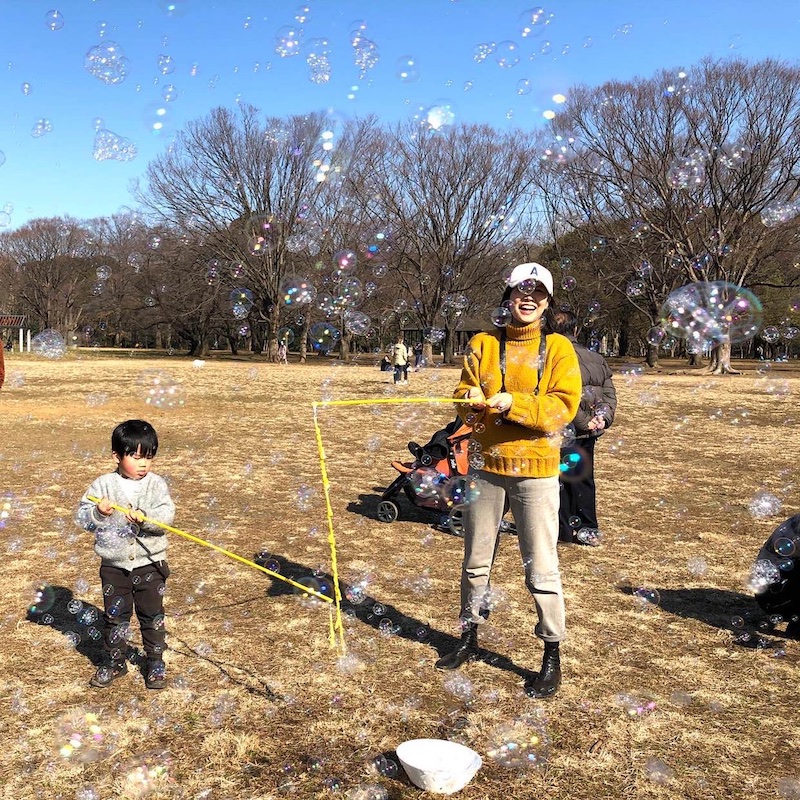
[443,327,456,365]
[706,339,741,375]
[296,315,309,363]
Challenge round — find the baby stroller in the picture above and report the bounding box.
[377,417,472,532]
[377,418,516,535]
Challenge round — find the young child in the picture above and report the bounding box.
[77,419,175,690]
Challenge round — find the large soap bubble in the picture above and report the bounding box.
[660,281,762,346]
[32,329,67,359]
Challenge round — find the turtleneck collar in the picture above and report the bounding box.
[506,320,543,343]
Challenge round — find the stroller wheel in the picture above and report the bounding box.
[377,500,399,523]
[447,509,465,536]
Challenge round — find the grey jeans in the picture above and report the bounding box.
[460,472,565,642]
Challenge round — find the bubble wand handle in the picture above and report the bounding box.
[85,496,333,604]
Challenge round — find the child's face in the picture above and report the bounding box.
[114,446,154,480]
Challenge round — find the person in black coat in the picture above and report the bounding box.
[751,514,800,634]
[551,309,617,546]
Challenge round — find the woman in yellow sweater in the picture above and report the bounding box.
[436,263,581,698]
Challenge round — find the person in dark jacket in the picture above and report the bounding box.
[750,514,800,635]
[551,309,617,546]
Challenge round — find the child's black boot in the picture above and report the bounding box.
[89,660,128,688]
[144,658,167,690]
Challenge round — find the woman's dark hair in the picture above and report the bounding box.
[501,285,558,333]
[111,419,159,458]
[549,308,578,336]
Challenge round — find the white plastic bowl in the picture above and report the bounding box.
[396,738,482,795]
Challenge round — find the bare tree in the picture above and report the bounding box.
[536,57,800,373]
[134,106,366,360]
[347,122,537,364]
[0,217,97,336]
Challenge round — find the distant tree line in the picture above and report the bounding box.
[1,57,799,368]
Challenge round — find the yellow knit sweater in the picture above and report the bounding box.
[454,322,581,478]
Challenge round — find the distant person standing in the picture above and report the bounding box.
[392,335,409,385]
[551,309,617,547]
[413,341,424,371]
[277,341,288,365]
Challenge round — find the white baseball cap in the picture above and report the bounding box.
[505,262,554,297]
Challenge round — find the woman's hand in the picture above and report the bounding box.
[485,392,513,414]
[465,387,486,410]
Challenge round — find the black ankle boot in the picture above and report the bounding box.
[524,641,561,698]
[435,624,479,670]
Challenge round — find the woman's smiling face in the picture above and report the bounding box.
[508,282,549,325]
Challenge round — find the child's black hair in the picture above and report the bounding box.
[111,419,159,459]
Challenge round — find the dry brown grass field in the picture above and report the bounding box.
[1,349,799,800]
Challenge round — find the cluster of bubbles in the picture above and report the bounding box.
[485,711,551,768]
[31,329,67,359]
[350,21,379,78]
[760,199,800,228]
[408,469,480,510]
[230,287,253,319]
[306,37,332,84]
[136,369,184,409]
[93,128,137,162]
[119,750,173,797]
[31,118,53,138]
[614,691,657,717]
[85,41,129,85]
[667,149,706,190]
[56,709,116,763]
[747,559,781,594]
[762,324,800,343]
[657,281,763,347]
[748,490,782,519]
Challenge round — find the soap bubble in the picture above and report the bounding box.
[93,129,137,162]
[486,711,550,768]
[309,322,340,351]
[422,100,456,132]
[45,9,65,30]
[396,55,419,83]
[29,582,56,615]
[491,306,512,327]
[85,41,129,85]
[32,329,66,359]
[748,490,782,519]
[277,327,295,346]
[660,281,763,346]
[56,709,116,763]
[136,370,184,409]
[633,586,660,611]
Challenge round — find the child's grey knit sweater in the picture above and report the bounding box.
[79,471,175,570]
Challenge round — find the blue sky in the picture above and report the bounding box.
[1,0,798,229]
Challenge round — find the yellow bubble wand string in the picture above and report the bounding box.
[85,496,334,604]
[311,396,471,655]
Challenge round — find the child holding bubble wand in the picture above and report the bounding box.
[77,419,175,690]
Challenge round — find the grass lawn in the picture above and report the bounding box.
[1,350,797,799]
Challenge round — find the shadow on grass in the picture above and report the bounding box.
[618,585,755,630]
[618,585,799,645]
[258,551,533,682]
[25,585,104,666]
[347,490,470,542]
